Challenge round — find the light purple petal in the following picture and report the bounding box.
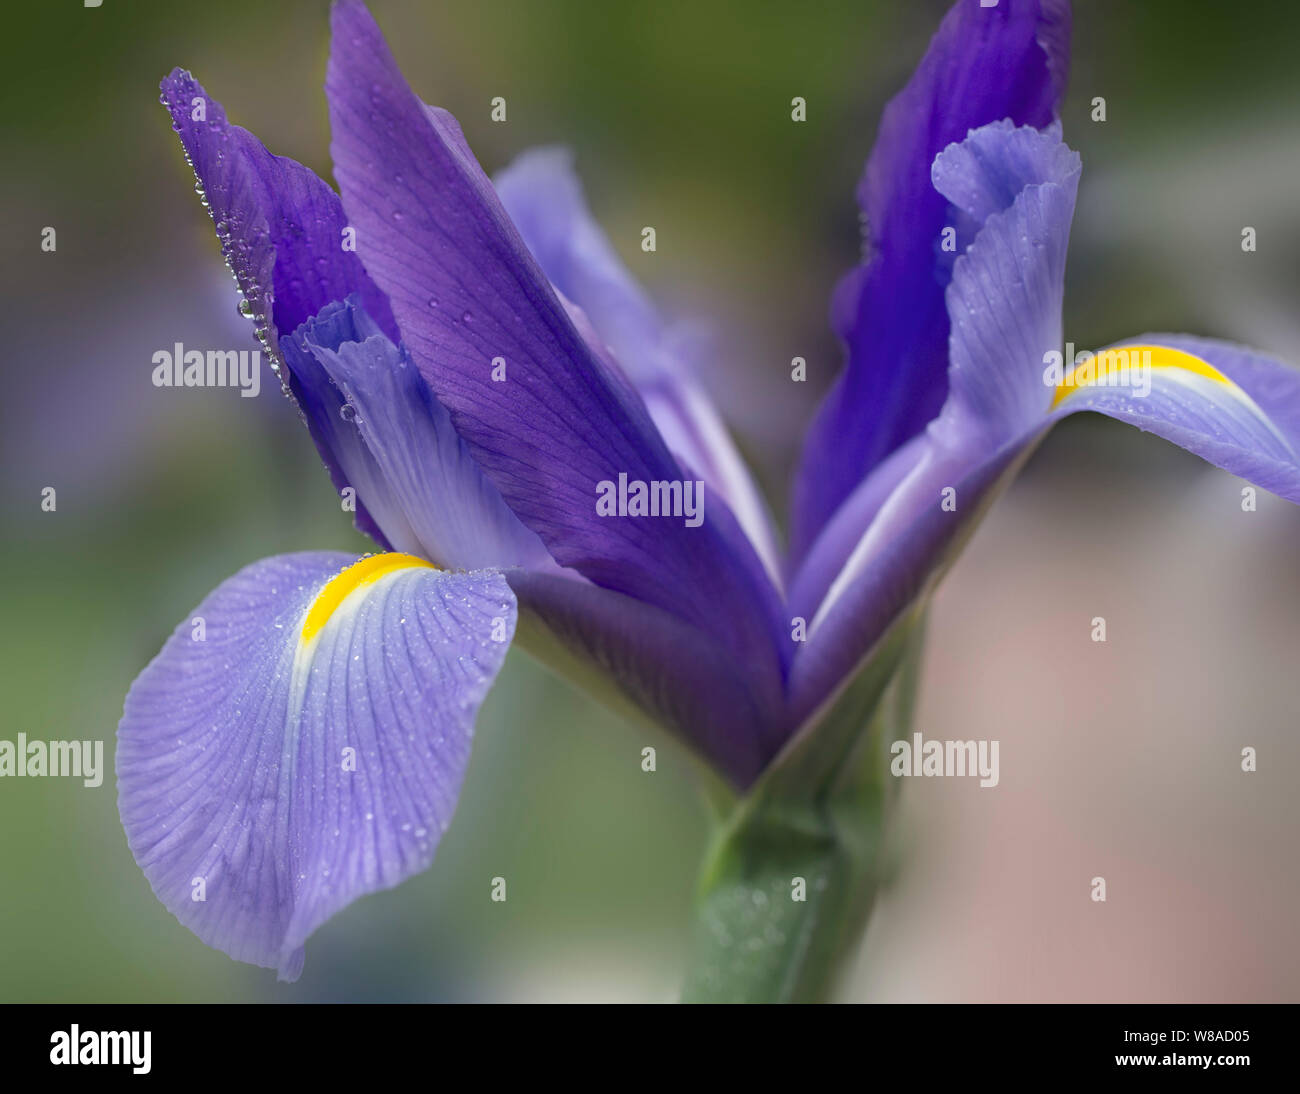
[297,296,555,569]
[791,0,1070,560]
[930,117,1079,227]
[278,305,422,555]
[1051,335,1300,502]
[934,122,1080,438]
[117,551,515,980]
[324,1,787,679]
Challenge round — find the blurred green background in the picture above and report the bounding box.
[2,0,1298,1001]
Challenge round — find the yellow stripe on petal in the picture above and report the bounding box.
[301,553,436,642]
[1050,343,1232,410]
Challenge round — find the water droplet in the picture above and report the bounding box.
[339,403,356,422]
[461,310,473,324]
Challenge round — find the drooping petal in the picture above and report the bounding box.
[791,0,1070,560]
[160,68,399,547]
[117,552,515,980]
[324,0,787,682]
[292,296,555,569]
[1047,336,1300,502]
[494,147,783,583]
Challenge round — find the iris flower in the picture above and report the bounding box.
[120,0,1300,999]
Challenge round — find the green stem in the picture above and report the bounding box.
[680,612,925,1003]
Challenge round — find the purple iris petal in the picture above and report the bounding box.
[798,118,1300,717]
[789,442,1026,727]
[510,571,783,785]
[278,305,423,556]
[786,432,928,627]
[791,0,1069,560]
[789,119,1079,646]
[296,296,555,569]
[133,0,1300,987]
[494,147,783,583]
[160,68,399,547]
[930,122,1300,507]
[1052,335,1300,502]
[324,0,787,683]
[793,119,1082,717]
[117,552,515,980]
[935,122,1080,437]
[930,118,1080,226]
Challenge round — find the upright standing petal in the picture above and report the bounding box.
[118,552,516,980]
[324,0,787,692]
[791,120,1080,722]
[292,296,555,569]
[933,120,1080,437]
[786,432,927,627]
[160,69,400,547]
[277,301,423,555]
[494,147,783,584]
[790,0,1069,560]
